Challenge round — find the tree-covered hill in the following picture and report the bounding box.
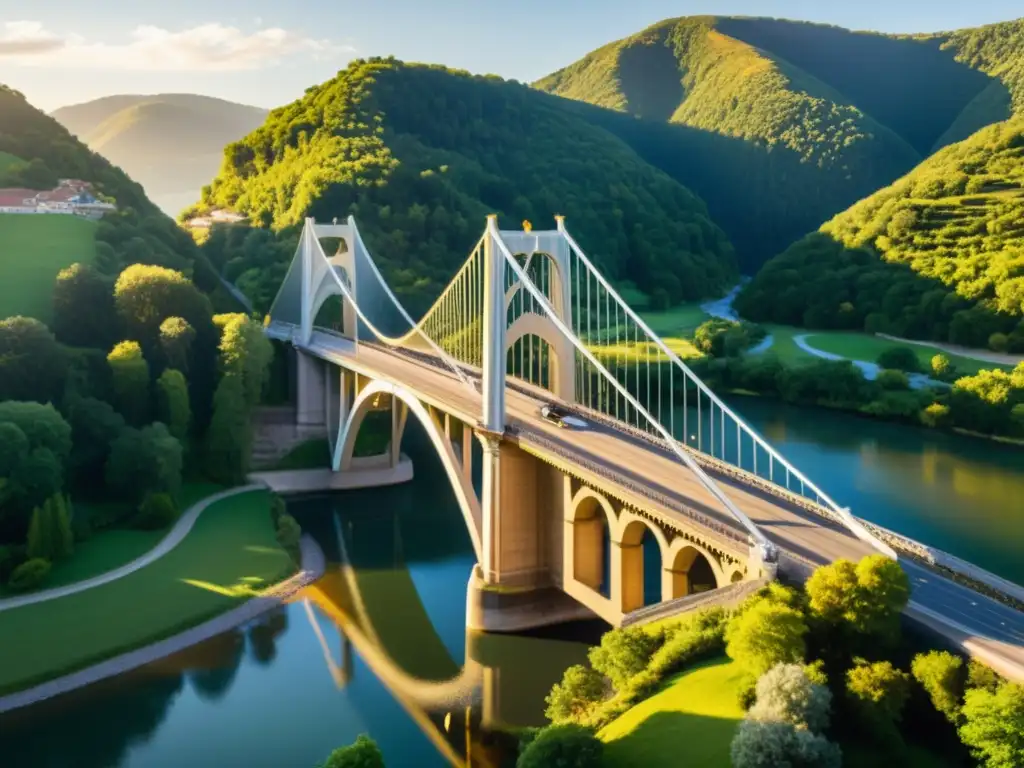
[194,58,738,315]
[0,84,221,302]
[736,118,1024,351]
[534,16,1023,271]
[52,94,267,216]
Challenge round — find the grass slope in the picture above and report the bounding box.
[599,656,744,767]
[0,214,97,321]
[52,94,267,216]
[198,58,737,315]
[0,489,293,695]
[535,15,1023,271]
[738,118,1024,350]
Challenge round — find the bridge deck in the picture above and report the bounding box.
[298,331,1024,679]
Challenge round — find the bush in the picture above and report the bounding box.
[730,719,842,768]
[26,494,74,562]
[320,734,384,768]
[959,680,1024,768]
[931,354,956,380]
[726,599,808,678]
[749,663,833,733]
[846,660,911,740]
[516,724,603,768]
[920,402,952,428]
[877,347,922,372]
[133,493,179,530]
[276,513,302,564]
[545,664,606,723]
[587,626,661,691]
[876,369,910,391]
[269,492,287,526]
[646,609,726,679]
[912,650,965,724]
[7,557,51,592]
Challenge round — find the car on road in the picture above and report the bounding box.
[540,404,587,429]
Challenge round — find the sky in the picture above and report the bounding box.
[0,0,1020,113]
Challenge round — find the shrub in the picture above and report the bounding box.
[133,493,179,530]
[587,626,660,691]
[646,611,725,679]
[988,332,1009,353]
[320,734,384,768]
[270,492,287,526]
[726,599,808,678]
[276,513,302,564]
[730,719,842,768]
[545,664,606,723]
[912,650,965,724]
[959,680,1024,768]
[26,494,74,562]
[516,724,603,768]
[846,660,911,739]
[8,557,51,592]
[920,402,952,428]
[931,354,956,380]
[877,347,922,372]
[876,369,910,391]
[749,663,833,733]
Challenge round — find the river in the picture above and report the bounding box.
[0,402,1020,767]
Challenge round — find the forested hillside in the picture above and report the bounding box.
[52,94,267,216]
[736,118,1024,351]
[194,58,738,315]
[0,84,219,297]
[534,16,1022,270]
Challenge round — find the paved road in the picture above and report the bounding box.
[286,328,1024,680]
[0,485,265,613]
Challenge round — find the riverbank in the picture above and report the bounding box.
[0,488,298,697]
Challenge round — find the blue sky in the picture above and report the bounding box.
[0,0,1020,112]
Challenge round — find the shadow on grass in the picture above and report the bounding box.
[602,711,740,767]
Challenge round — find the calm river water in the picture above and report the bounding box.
[0,401,1020,767]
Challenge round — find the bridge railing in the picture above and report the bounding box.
[554,222,896,559]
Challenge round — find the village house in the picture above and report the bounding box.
[0,179,116,218]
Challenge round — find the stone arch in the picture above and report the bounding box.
[666,538,727,599]
[335,379,482,561]
[617,511,671,612]
[505,313,574,399]
[569,487,617,596]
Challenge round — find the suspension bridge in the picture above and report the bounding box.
[264,214,1024,680]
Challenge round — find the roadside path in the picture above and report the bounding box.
[0,484,264,613]
[876,333,1023,367]
[792,334,947,390]
[0,535,325,714]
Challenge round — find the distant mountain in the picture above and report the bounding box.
[534,16,1023,271]
[736,117,1024,351]
[193,58,739,315]
[51,94,267,216]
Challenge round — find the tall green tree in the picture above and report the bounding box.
[959,681,1024,768]
[726,599,808,678]
[0,316,68,404]
[105,423,182,504]
[107,341,150,426]
[26,494,73,562]
[113,264,213,348]
[156,369,191,441]
[159,316,196,372]
[52,263,117,349]
[204,374,251,484]
[805,555,910,644]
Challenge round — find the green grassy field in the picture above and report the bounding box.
[640,304,711,337]
[0,489,293,694]
[0,213,98,322]
[599,657,745,767]
[802,332,1009,374]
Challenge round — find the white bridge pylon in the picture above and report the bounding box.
[266,215,897,564]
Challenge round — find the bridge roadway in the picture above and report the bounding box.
[297,330,1024,678]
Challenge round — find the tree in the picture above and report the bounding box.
[920,402,951,428]
[105,423,182,504]
[545,664,606,723]
[204,373,252,484]
[959,681,1024,768]
[877,347,921,372]
[911,650,965,724]
[516,724,603,768]
[7,557,51,592]
[749,663,832,733]
[52,263,116,348]
[321,734,385,768]
[66,397,125,492]
[133,493,179,531]
[805,555,909,643]
[26,494,73,561]
[726,600,808,678]
[156,369,191,441]
[0,316,68,403]
[846,660,911,737]
[215,313,274,408]
[107,341,150,425]
[159,317,195,372]
[113,264,213,347]
[587,626,660,691]
[730,720,842,768]
[931,354,955,380]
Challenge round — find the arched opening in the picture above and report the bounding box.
[667,545,720,599]
[619,518,666,612]
[507,332,557,391]
[572,495,613,598]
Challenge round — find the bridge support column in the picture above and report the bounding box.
[480,435,501,584]
[482,215,506,433]
[389,398,408,468]
[296,350,326,426]
[662,567,689,601]
[613,540,645,614]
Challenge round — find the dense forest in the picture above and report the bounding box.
[737,118,1024,351]
[534,16,1024,271]
[191,58,738,315]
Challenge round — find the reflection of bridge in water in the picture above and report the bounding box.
[295,510,555,767]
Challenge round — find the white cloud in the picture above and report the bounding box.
[0,21,350,71]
